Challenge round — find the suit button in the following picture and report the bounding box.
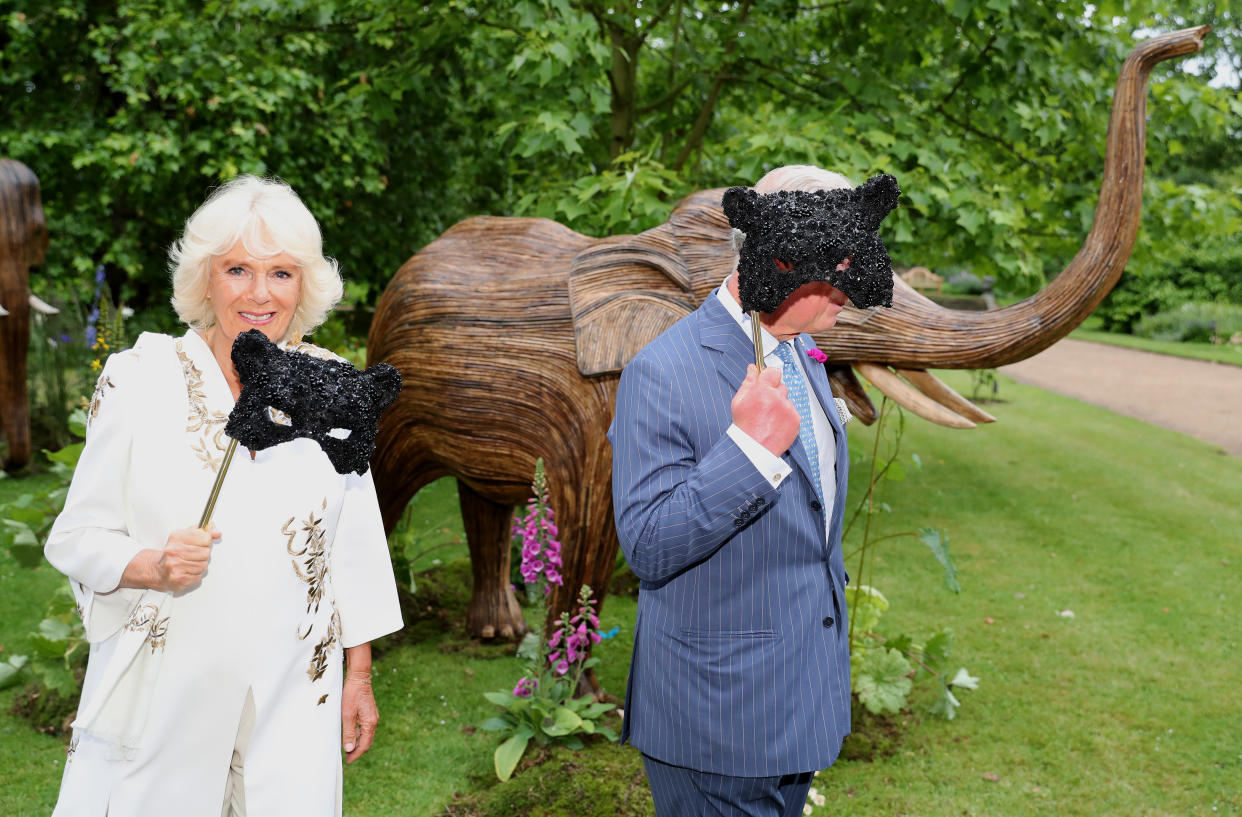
[822,616,834,628]
[739,509,751,521]
[810,499,823,512]
[734,518,744,528]
[755,497,765,506]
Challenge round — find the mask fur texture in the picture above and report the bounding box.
[225,329,402,475]
[722,173,901,312]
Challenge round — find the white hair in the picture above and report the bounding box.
[169,175,342,342]
[731,164,855,257]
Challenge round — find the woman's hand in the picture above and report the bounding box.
[342,643,378,764]
[116,524,219,592]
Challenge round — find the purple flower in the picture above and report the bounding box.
[94,264,106,285]
[513,677,537,698]
[806,348,828,363]
[59,333,72,344]
[515,460,564,593]
[553,660,570,676]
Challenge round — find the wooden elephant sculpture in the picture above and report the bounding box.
[1,159,50,470]
[367,27,1208,640]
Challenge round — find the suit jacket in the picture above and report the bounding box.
[607,289,852,777]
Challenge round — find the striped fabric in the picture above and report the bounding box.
[774,341,824,505]
[607,289,852,778]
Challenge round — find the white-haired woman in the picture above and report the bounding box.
[45,176,402,817]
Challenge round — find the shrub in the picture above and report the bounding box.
[1133,301,1242,344]
[1097,239,1242,332]
[943,272,988,295]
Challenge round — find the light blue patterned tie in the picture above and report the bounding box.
[774,341,823,505]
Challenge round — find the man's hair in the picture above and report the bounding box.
[169,175,343,343]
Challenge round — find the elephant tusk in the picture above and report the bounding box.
[894,368,996,424]
[29,293,59,315]
[854,362,976,429]
[825,364,877,425]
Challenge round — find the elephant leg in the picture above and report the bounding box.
[545,438,619,696]
[0,351,30,471]
[459,479,527,640]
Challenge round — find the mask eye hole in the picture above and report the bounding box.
[327,427,352,440]
[267,406,293,427]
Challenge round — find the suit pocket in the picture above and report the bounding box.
[679,628,777,639]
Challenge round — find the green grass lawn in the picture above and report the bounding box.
[3,370,1240,816]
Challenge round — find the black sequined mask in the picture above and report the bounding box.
[722,173,901,312]
[224,329,402,475]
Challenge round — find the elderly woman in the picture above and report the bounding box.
[45,176,402,817]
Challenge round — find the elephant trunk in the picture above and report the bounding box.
[0,257,31,469]
[818,25,1211,370]
[0,158,45,469]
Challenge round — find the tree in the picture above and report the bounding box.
[2,0,1237,315]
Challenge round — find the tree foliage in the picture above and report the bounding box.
[2,0,1238,319]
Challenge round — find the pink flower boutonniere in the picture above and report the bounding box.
[806,348,828,364]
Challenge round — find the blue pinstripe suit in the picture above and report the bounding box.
[608,288,852,780]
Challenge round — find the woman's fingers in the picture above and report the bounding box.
[159,526,218,591]
[342,679,379,763]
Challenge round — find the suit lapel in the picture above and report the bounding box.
[697,292,752,394]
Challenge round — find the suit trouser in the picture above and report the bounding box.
[642,754,815,817]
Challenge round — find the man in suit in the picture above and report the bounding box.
[608,165,865,816]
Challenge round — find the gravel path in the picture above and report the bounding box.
[999,338,1242,456]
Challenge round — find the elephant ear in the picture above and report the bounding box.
[569,230,697,376]
[568,187,740,376]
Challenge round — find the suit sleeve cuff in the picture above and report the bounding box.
[726,424,792,488]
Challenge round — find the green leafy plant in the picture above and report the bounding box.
[847,585,979,720]
[0,411,90,716]
[480,461,616,781]
[0,410,85,568]
[481,586,618,781]
[23,585,88,700]
[844,398,977,718]
[969,368,1001,402]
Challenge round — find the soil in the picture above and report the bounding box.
[999,338,1242,456]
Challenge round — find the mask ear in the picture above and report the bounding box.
[231,328,277,380]
[721,186,760,232]
[855,174,901,232]
[363,363,403,411]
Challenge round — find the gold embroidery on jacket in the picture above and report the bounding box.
[308,609,341,682]
[126,603,170,653]
[285,500,330,616]
[87,375,115,425]
[175,340,229,472]
[285,499,340,681]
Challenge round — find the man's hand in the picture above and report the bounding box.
[731,364,800,455]
[156,524,218,592]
